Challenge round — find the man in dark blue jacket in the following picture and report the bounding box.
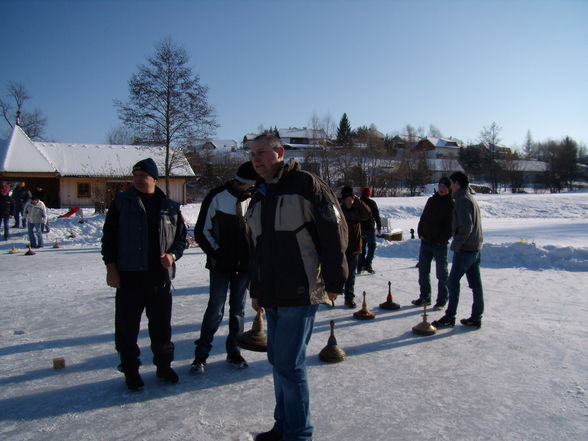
[191,161,258,373]
[101,158,187,391]
[412,177,453,308]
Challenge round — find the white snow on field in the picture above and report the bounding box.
[1,191,587,441]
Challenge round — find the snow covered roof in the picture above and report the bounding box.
[0,125,57,173]
[196,139,238,151]
[0,125,194,177]
[279,128,326,139]
[425,136,463,148]
[426,158,464,172]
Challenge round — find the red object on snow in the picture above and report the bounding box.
[58,207,80,218]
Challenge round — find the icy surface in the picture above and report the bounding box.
[1,191,587,441]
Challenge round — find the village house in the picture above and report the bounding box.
[0,125,195,208]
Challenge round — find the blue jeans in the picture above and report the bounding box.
[1,216,9,240]
[27,223,43,248]
[344,253,359,302]
[194,270,249,360]
[418,240,449,304]
[359,229,377,270]
[445,251,484,321]
[266,304,318,441]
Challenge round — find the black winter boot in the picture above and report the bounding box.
[124,371,144,391]
[156,365,179,383]
[255,429,283,441]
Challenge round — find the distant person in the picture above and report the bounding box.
[191,161,258,373]
[0,183,15,241]
[11,181,31,228]
[340,186,372,308]
[358,187,382,274]
[23,197,47,248]
[411,177,453,308]
[246,134,348,441]
[432,171,484,329]
[32,185,50,232]
[31,184,50,205]
[101,158,187,391]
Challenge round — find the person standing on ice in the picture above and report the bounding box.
[190,161,258,373]
[23,196,47,248]
[339,185,372,308]
[101,158,187,391]
[432,171,484,329]
[11,181,31,229]
[0,182,15,241]
[246,133,348,441]
[357,186,381,274]
[411,176,453,309]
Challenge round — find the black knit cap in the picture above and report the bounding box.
[341,185,354,199]
[132,158,159,179]
[235,161,258,185]
[438,176,451,188]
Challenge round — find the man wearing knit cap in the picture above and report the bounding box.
[191,161,258,373]
[358,187,382,274]
[102,157,187,391]
[411,176,453,308]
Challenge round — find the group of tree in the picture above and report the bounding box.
[5,36,586,199]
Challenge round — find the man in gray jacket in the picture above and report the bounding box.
[432,171,484,329]
[247,134,348,441]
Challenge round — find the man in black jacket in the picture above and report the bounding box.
[191,161,258,373]
[247,134,347,441]
[11,181,30,228]
[101,158,187,391]
[411,177,453,308]
[0,182,15,240]
[358,187,382,274]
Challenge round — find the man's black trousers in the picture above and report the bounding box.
[115,275,174,373]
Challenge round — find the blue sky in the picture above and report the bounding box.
[1,0,587,148]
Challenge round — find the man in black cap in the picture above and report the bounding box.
[101,157,187,391]
[411,176,453,308]
[190,161,258,373]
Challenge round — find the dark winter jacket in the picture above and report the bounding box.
[101,186,187,281]
[0,194,15,218]
[31,188,50,205]
[359,195,382,232]
[417,191,453,245]
[245,159,348,307]
[451,187,483,252]
[194,181,251,272]
[341,198,372,255]
[11,186,31,207]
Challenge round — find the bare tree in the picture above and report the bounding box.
[479,121,503,193]
[0,81,47,140]
[106,125,137,145]
[428,124,443,138]
[115,37,218,195]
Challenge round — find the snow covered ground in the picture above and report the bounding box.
[1,191,587,441]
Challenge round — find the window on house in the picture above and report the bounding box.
[78,183,91,198]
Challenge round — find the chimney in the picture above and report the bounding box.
[15,110,21,126]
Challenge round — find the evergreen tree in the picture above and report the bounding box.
[337,113,353,146]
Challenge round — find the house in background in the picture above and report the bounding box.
[414,136,464,159]
[279,128,327,149]
[192,139,238,152]
[0,125,195,208]
[242,128,327,150]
